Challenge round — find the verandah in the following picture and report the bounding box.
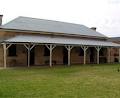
[2,43,120,68]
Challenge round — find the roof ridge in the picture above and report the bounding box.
[18,16,84,26]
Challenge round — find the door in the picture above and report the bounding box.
[30,48,35,65]
[63,47,68,64]
[90,47,94,63]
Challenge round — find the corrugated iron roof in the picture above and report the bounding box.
[4,35,120,47]
[1,16,107,38]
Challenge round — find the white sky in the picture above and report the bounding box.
[0,0,120,37]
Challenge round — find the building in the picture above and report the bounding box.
[108,37,120,63]
[0,15,120,68]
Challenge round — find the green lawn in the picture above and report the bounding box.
[0,64,120,98]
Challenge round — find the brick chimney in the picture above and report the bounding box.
[0,15,3,26]
[90,27,97,31]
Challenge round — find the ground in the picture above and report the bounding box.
[0,64,120,98]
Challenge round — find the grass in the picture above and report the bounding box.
[0,64,120,98]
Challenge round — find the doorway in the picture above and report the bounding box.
[30,48,35,65]
[63,47,68,65]
[89,47,95,63]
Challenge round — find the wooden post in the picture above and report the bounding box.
[68,48,71,66]
[84,50,86,64]
[119,48,120,63]
[81,46,88,64]
[27,45,30,67]
[24,44,35,67]
[107,47,111,63]
[46,44,56,67]
[3,43,7,68]
[65,45,73,66]
[95,46,101,64]
[50,45,52,67]
[97,49,100,64]
[3,43,12,68]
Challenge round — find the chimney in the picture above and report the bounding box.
[90,27,97,31]
[0,15,3,26]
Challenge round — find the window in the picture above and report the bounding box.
[79,48,84,56]
[44,47,50,56]
[8,45,17,56]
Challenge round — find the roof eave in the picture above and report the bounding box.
[0,28,108,40]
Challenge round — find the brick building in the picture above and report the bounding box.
[0,15,120,68]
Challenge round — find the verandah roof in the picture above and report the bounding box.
[3,35,120,47]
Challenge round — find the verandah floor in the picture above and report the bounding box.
[0,64,120,98]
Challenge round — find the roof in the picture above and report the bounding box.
[1,16,107,38]
[3,35,120,47]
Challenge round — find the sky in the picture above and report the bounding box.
[0,0,120,37]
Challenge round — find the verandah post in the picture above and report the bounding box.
[95,46,101,64]
[97,48,100,64]
[3,43,13,68]
[27,44,30,67]
[50,45,52,67]
[81,46,88,64]
[65,45,73,66]
[119,48,120,63]
[3,43,7,68]
[45,44,56,67]
[68,48,71,66]
[24,44,35,67]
